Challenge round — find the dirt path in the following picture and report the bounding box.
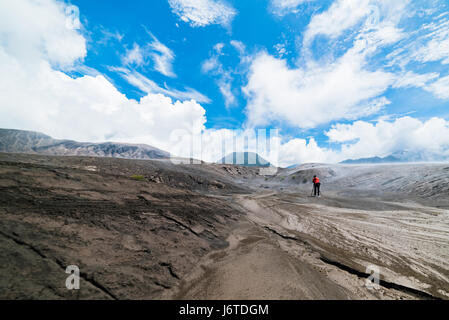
[165,220,354,299]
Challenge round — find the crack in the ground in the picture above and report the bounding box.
[260,223,441,300]
[159,213,199,237]
[160,262,180,280]
[138,195,200,237]
[263,226,299,241]
[319,256,441,300]
[153,281,171,289]
[0,230,118,300]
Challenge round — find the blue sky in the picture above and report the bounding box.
[74,0,299,129]
[1,0,449,166]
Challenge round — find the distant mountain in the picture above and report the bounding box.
[341,150,449,164]
[217,152,271,167]
[0,129,170,159]
[341,155,399,164]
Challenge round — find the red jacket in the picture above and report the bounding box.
[313,177,320,184]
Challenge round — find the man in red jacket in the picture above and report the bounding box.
[312,175,320,197]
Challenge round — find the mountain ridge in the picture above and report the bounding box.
[341,150,449,164]
[0,128,170,160]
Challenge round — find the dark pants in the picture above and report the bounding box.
[313,183,321,196]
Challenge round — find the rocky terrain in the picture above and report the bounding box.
[0,153,448,299]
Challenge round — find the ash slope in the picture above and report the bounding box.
[272,162,449,207]
[170,162,449,300]
[0,153,448,299]
[244,162,449,299]
[0,152,253,299]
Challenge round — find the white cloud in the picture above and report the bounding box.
[386,12,449,69]
[303,0,371,46]
[243,51,394,128]
[326,117,449,160]
[303,0,407,50]
[382,10,449,101]
[270,0,312,16]
[121,32,176,77]
[257,116,449,166]
[0,49,207,151]
[0,0,86,68]
[425,75,449,99]
[201,56,220,73]
[168,0,236,28]
[213,42,225,53]
[201,42,224,73]
[169,116,449,166]
[412,17,449,65]
[217,72,236,108]
[303,0,409,58]
[274,43,288,57]
[110,67,211,103]
[168,128,334,167]
[147,32,176,77]
[201,42,237,108]
[98,28,124,45]
[354,97,391,118]
[242,0,415,130]
[230,40,245,55]
[122,43,145,66]
[0,0,208,154]
[393,71,439,89]
[0,53,208,152]
[278,137,336,165]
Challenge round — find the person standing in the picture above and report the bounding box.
[312,175,321,197]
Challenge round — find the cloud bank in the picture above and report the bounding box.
[0,0,206,152]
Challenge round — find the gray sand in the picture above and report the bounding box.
[1,153,448,299]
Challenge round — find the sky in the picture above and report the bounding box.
[1,0,449,167]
